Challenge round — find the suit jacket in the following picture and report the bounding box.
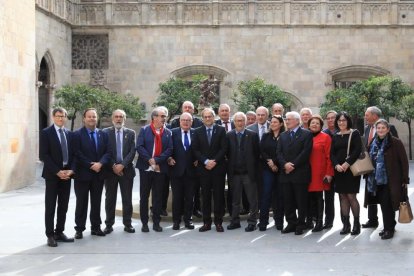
[215,119,235,132]
[169,127,197,178]
[276,127,313,183]
[192,124,228,175]
[136,124,173,174]
[169,116,203,129]
[39,125,76,180]
[226,129,260,182]
[247,122,270,136]
[73,126,111,181]
[103,126,136,178]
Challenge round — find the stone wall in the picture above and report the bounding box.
[0,0,36,192]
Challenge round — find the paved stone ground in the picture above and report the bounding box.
[0,162,413,275]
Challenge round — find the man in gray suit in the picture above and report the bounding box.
[247,106,270,141]
[103,109,137,234]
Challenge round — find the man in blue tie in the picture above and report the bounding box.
[192,108,228,232]
[103,110,136,234]
[40,107,76,247]
[168,112,198,230]
[73,108,110,239]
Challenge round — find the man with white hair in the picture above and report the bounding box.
[277,111,313,235]
[271,103,285,117]
[300,107,313,129]
[247,106,270,141]
[226,112,260,232]
[103,109,136,234]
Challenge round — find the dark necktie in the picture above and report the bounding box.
[224,121,229,132]
[90,131,97,153]
[207,128,212,145]
[260,125,265,140]
[116,130,122,163]
[58,128,68,165]
[184,131,190,151]
[237,132,242,148]
[290,130,295,141]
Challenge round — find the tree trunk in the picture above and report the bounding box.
[70,116,76,131]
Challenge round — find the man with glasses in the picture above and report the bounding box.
[136,107,173,232]
[40,107,76,247]
[193,108,228,232]
[103,110,136,234]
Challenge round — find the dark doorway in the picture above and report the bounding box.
[38,58,49,130]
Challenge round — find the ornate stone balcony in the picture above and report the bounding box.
[36,0,414,26]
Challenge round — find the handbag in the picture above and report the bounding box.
[398,187,413,223]
[346,129,374,176]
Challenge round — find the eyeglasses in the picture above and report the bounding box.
[113,115,124,118]
[180,119,192,122]
[338,119,347,123]
[158,115,167,118]
[54,115,66,118]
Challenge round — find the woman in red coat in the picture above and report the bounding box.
[308,115,334,232]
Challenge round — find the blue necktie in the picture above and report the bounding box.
[184,131,190,151]
[237,132,242,148]
[116,130,122,163]
[290,130,295,141]
[58,128,68,165]
[90,131,97,152]
[207,128,212,145]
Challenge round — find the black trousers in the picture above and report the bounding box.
[200,171,225,225]
[193,177,201,212]
[283,181,308,228]
[171,174,195,224]
[377,185,396,231]
[74,177,104,231]
[324,186,335,223]
[45,178,71,237]
[368,204,379,222]
[161,175,170,211]
[139,170,165,225]
[104,173,134,227]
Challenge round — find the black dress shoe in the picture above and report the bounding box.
[227,223,241,230]
[185,222,195,230]
[141,224,149,233]
[276,224,284,231]
[153,223,163,232]
[74,231,83,239]
[379,229,385,236]
[362,220,379,228]
[281,224,296,234]
[54,232,74,242]
[216,224,224,232]
[381,230,394,240]
[103,226,113,234]
[47,237,58,247]
[161,210,168,217]
[193,210,202,218]
[91,229,106,236]
[172,222,180,230]
[245,224,257,232]
[124,225,135,233]
[258,223,267,231]
[323,222,333,229]
[295,227,304,235]
[199,224,211,232]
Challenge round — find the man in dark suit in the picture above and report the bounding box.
[167,101,203,218]
[192,107,228,232]
[73,108,111,239]
[39,107,75,247]
[102,109,136,234]
[168,112,197,230]
[226,112,260,232]
[136,107,173,233]
[277,111,313,235]
[362,106,399,228]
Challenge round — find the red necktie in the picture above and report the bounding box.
[223,121,229,132]
[368,126,374,145]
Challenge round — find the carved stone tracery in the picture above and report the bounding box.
[72,35,108,69]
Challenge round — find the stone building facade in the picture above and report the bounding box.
[0,0,413,191]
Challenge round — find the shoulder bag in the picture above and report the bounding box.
[346,129,374,176]
[398,187,413,223]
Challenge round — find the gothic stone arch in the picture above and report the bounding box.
[326,65,390,89]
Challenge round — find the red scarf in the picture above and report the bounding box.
[150,123,164,157]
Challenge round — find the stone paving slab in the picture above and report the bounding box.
[0,162,413,275]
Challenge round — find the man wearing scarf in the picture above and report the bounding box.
[136,107,173,233]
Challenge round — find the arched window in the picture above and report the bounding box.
[327,65,390,89]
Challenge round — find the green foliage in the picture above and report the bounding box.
[232,78,292,113]
[54,84,144,130]
[153,76,204,122]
